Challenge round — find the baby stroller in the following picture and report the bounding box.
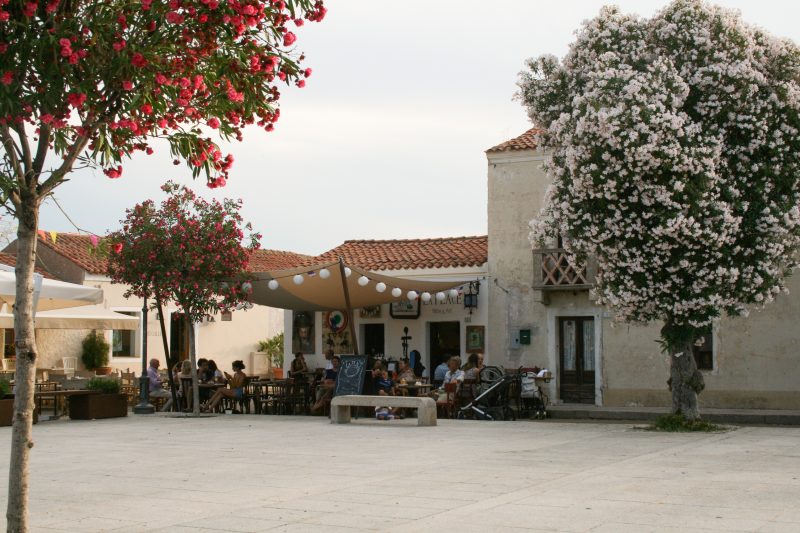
[519,368,548,419]
[458,366,517,421]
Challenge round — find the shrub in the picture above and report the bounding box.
[81,331,110,370]
[86,377,120,395]
[0,378,10,398]
[650,414,724,432]
[259,332,284,368]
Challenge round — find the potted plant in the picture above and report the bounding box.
[68,377,127,420]
[0,378,37,426]
[259,333,284,379]
[81,331,112,375]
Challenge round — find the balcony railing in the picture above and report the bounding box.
[532,249,595,291]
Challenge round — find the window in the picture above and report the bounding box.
[692,332,714,371]
[112,311,141,358]
[2,329,14,357]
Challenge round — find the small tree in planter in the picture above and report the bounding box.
[68,377,127,420]
[259,332,284,378]
[81,331,111,375]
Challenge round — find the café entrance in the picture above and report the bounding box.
[429,321,460,375]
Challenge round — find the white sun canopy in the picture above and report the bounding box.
[0,270,103,311]
[0,305,139,330]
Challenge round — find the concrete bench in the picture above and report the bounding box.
[330,395,437,426]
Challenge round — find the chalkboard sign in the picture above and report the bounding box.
[334,355,368,397]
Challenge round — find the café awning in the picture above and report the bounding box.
[248,259,468,312]
[0,269,103,311]
[248,258,471,355]
[0,305,140,330]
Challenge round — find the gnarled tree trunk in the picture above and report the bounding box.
[663,322,706,421]
[7,195,41,533]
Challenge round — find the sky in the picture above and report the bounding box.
[32,0,800,256]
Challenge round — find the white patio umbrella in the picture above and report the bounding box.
[0,305,138,330]
[0,269,103,312]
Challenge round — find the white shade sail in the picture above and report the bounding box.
[0,306,139,330]
[0,270,102,311]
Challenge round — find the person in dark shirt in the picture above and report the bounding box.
[312,355,340,414]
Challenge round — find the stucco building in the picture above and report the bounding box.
[486,129,800,409]
[2,234,304,375]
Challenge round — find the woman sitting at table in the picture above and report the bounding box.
[462,353,481,380]
[396,358,416,384]
[207,359,224,383]
[290,352,309,377]
[202,360,247,413]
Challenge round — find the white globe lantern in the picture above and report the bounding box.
[358,275,369,287]
[421,292,432,303]
[241,281,253,293]
[391,287,402,298]
[375,282,387,293]
[293,274,304,285]
[448,289,459,299]
[319,268,330,279]
[268,279,279,290]
[435,291,446,302]
[407,290,418,301]
[344,267,352,278]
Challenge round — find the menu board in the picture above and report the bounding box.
[333,355,368,397]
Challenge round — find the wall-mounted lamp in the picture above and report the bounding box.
[464,280,480,314]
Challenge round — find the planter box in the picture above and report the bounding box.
[0,396,39,426]
[68,393,128,420]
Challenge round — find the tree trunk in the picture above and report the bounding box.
[187,316,199,415]
[154,297,178,411]
[663,323,706,422]
[6,195,41,533]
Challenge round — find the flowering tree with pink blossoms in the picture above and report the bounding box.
[0,1,325,530]
[518,0,800,421]
[107,181,258,417]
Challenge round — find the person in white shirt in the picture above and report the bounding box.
[431,356,464,402]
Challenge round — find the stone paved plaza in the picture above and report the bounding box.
[1,416,799,532]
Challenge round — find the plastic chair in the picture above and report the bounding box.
[1,358,15,371]
[62,357,77,378]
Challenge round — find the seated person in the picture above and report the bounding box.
[311,355,340,414]
[290,352,309,377]
[396,358,416,384]
[462,353,481,380]
[203,360,247,412]
[208,359,224,383]
[431,356,464,402]
[373,365,394,396]
[196,358,211,383]
[147,359,173,412]
[433,357,450,384]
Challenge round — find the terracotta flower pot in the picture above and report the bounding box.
[94,367,113,376]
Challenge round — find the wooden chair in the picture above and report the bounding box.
[436,382,458,419]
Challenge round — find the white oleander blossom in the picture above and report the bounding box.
[518,0,800,332]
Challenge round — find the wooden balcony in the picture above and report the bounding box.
[532,249,595,298]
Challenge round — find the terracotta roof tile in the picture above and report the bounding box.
[247,249,314,271]
[486,128,542,153]
[314,235,488,271]
[35,233,107,274]
[0,252,56,279]
[34,232,312,275]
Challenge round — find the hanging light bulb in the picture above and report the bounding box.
[391,287,402,298]
[319,268,330,279]
[448,289,459,299]
[421,292,431,303]
[293,274,304,285]
[375,282,387,293]
[407,290,418,301]
[358,275,369,286]
[241,281,253,293]
[343,267,352,278]
[268,279,279,290]
[435,291,446,302]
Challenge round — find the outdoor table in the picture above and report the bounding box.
[396,383,434,397]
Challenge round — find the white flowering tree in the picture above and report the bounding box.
[518,0,800,421]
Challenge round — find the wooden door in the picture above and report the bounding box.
[558,317,596,404]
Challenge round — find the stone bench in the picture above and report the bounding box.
[330,395,437,426]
